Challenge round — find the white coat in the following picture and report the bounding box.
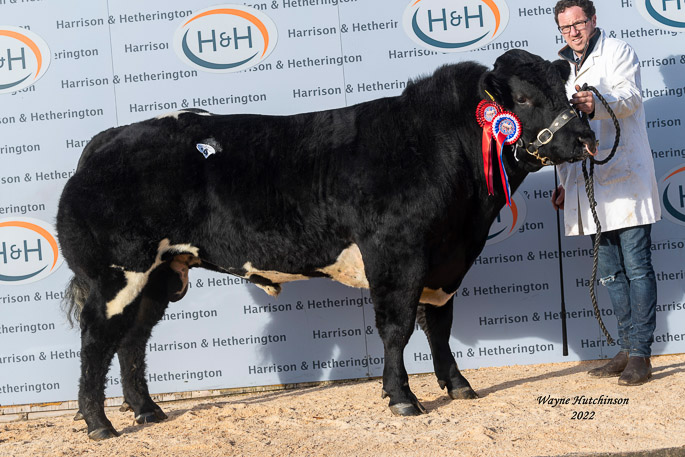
[556,29,661,236]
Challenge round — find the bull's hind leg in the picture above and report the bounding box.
[79,332,119,439]
[417,298,478,399]
[118,261,188,424]
[116,298,168,424]
[364,252,427,416]
[78,260,185,439]
[77,276,129,440]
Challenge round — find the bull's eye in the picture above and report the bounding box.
[515,96,529,105]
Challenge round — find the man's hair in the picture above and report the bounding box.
[554,0,596,25]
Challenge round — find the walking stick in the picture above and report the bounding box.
[554,167,569,356]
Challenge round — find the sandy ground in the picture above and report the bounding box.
[2,354,685,457]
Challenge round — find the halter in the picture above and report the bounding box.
[518,107,579,166]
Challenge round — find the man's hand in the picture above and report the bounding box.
[570,84,595,115]
[551,185,565,211]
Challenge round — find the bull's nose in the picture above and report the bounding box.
[580,137,597,156]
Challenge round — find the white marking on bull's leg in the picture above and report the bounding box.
[420,288,455,307]
[317,244,369,289]
[106,269,149,318]
[106,239,200,318]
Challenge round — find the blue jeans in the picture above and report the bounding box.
[591,224,657,358]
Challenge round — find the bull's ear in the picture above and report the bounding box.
[552,59,572,83]
[479,71,511,106]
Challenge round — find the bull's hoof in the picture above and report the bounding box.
[448,386,479,400]
[119,401,132,412]
[382,388,427,416]
[73,410,84,421]
[88,427,120,441]
[389,401,427,416]
[135,408,168,424]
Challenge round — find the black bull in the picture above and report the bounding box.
[56,49,595,440]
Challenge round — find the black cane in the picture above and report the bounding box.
[554,167,569,356]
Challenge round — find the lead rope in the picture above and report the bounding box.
[579,83,621,346]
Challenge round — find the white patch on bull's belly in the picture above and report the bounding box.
[420,288,455,307]
[106,239,200,318]
[242,244,370,296]
[242,262,309,284]
[242,244,452,307]
[317,244,369,289]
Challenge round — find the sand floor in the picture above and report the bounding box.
[2,354,685,457]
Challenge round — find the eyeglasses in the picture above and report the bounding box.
[558,18,590,34]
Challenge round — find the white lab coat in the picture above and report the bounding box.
[556,29,661,236]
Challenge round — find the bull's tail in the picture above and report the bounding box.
[62,275,90,326]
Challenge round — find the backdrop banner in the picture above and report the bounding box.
[1,0,683,406]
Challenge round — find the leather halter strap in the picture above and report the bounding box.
[522,107,579,166]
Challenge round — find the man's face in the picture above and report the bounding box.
[557,6,597,55]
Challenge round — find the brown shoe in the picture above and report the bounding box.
[588,351,628,377]
[618,357,652,386]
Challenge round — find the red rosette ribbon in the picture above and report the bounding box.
[475,101,501,195]
[476,100,501,127]
[492,112,522,206]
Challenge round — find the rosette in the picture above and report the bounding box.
[492,112,522,145]
[476,100,501,127]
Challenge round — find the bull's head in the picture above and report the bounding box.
[479,49,596,171]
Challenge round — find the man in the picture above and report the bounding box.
[551,0,661,385]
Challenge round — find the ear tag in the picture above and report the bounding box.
[196,143,216,159]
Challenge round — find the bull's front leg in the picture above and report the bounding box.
[417,298,478,399]
[365,250,427,416]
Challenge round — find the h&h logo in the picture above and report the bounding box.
[659,165,685,226]
[403,0,510,52]
[636,0,685,31]
[173,5,278,73]
[0,218,63,285]
[486,191,526,245]
[0,26,51,94]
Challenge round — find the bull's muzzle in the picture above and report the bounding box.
[523,107,592,166]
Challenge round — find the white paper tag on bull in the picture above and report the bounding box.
[196,143,216,158]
